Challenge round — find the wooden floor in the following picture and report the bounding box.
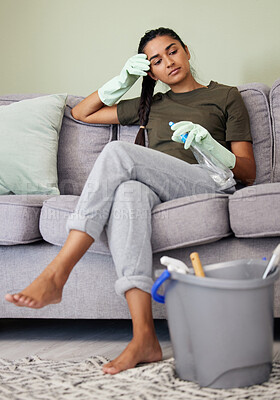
[1,318,280,363]
[0,319,173,361]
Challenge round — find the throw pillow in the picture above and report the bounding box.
[0,93,67,195]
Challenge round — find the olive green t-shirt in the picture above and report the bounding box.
[117,81,252,164]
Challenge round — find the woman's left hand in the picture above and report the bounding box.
[170,121,209,149]
[170,120,236,170]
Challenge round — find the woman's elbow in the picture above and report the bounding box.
[245,168,256,186]
[232,157,256,186]
[247,158,256,185]
[71,107,82,121]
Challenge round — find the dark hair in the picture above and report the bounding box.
[134,28,186,146]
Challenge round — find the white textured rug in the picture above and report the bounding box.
[1,356,280,400]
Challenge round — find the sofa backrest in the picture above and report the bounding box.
[57,95,114,195]
[270,79,280,182]
[0,81,278,197]
[237,83,272,184]
[116,124,147,144]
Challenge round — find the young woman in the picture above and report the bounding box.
[5,28,256,375]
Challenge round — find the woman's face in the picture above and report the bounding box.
[143,35,191,87]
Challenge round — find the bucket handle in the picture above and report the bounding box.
[151,270,171,304]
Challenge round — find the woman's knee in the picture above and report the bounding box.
[114,181,143,203]
[114,181,160,209]
[102,140,132,155]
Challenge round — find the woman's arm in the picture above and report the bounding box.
[170,122,256,186]
[71,91,119,124]
[231,141,256,186]
[71,55,149,125]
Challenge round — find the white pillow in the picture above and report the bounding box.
[0,93,67,195]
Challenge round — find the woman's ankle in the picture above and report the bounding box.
[43,260,71,288]
[133,323,158,341]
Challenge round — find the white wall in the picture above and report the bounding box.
[0,0,279,98]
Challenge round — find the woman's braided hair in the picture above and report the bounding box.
[134,28,186,146]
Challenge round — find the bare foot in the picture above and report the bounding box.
[5,263,65,309]
[102,330,162,375]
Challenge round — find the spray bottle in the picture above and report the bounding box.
[169,121,235,190]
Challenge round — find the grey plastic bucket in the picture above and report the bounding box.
[152,258,279,388]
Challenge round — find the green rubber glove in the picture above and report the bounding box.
[171,121,236,169]
[98,54,150,106]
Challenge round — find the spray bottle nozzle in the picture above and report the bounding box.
[169,121,188,143]
[160,256,190,274]
[180,133,188,143]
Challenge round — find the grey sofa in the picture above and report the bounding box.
[1,78,280,319]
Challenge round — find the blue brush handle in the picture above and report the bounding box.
[151,270,171,304]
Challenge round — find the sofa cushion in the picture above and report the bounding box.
[58,96,115,195]
[117,124,148,146]
[229,183,280,238]
[270,79,280,182]
[238,83,272,184]
[151,193,231,252]
[0,94,115,196]
[0,195,51,245]
[39,195,110,254]
[39,193,231,254]
[0,93,67,195]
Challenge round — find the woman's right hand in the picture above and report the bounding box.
[98,54,150,106]
[119,54,151,81]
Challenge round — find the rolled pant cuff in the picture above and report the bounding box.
[66,212,103,240]
[115,275,154,299]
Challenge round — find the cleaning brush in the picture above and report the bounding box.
[262,243,280,279]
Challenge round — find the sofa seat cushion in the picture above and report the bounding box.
[40,193,231,254]
[151,193,231,252]
[0,195,51,245]
[39,195,110,255]
[229,183,280,238]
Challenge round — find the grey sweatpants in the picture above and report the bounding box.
[66,141,235,298]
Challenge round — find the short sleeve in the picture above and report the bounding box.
[225,87,252,142]
[117,97,141,126]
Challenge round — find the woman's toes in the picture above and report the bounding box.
[5,294,14,303]
[5,293,25,307]
[18,295,28,304]
[102,362,117,374]
[5,293,23,304]
[102,362,112,371]
[13,294,20,301]
[105,367,118,375]
[29,299,38,308]
[103,364,119,375]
